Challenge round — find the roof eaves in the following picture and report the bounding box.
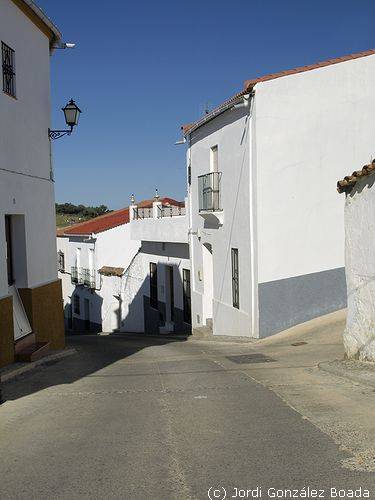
[13,0,62,45]
[337,160,375,194]
[182,90,248,137]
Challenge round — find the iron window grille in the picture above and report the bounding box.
[198,172,222,212]
[57,251,65,273]
[73,295,80,315]
[231,248,239,309]
[183,269,191,324]
[150,262,158,309]
[2,42,16,97]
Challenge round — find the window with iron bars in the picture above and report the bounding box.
[57,251,65,273]
[2,42,16,98]
[231,248,239,309]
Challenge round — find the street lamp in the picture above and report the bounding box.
[49,99,82,140]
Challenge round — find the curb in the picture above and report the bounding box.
[0,348,77,383]
[319,360,375,389]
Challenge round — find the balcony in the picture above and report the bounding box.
[157,205,186,218]
[71,266,81,284]
[71,267,95,288]
[198,172,223,224]
[82,268,96,289]
[132,207,153,220]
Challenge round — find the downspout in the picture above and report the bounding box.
[248,91,259,338]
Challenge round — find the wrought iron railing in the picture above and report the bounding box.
[71,266,81,284]
[198,172,222,212]
[71,266,95,288]
[157,205,186,218]
[133,207,153,220]
[82,268,96,289]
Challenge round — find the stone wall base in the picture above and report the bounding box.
[0,295,15,368]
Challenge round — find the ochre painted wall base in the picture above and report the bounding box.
[0,295,15,368]
[19,279,65,350]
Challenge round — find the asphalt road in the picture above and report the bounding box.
[1,334,374,500]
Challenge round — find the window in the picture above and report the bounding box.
[73,295,80,315]
[2,42,16,97]
[210,145,218,173]
[150,263,158,309]
[5,215,14,286]
[231,248,239,309]
[57,251,65,273]
[183,269,191,324]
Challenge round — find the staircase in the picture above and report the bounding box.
[192,318,213,339]
[15,341,50,363]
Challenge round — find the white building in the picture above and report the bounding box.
[337,160,375,361]
[183,49,375,339]
[0,0,65,367]
[57,196,191,334]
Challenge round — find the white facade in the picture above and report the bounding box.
[0,0,63,350]
[58,198,191,334]
[340,168,375,361]
[186,52,375,338]
[57,223,140,333]
[129,209,191,334]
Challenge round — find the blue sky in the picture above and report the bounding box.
[37,0,375,209]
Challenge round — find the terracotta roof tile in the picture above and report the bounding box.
[337,160,375,193]
[98,266,124,277]
[56,197,184,236]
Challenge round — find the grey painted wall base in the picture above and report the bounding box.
[258,267,346,338]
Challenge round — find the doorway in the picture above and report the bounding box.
[5,215,32,341]
[202,243,213,325]
[84,299,90,331]
[167,266,174,323]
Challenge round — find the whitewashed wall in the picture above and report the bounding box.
[57,224,140,332]
[255,55,375,283]
[0,0,57,300]
[343,176,375,361]
[188,108,253,337]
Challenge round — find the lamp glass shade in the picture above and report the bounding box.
[62,99,81,127]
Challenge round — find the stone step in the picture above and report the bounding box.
[15,342,50,363]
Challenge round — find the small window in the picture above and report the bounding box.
[150,263,158,309]
[2,42,16,98]
[231,248,239,309]
[73,295,80,315]
[57,251,65,273]
[183,269,191,324]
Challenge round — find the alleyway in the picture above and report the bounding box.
[1,329,374,499]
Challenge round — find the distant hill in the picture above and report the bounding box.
[56,203,112,228]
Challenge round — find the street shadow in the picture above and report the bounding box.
[2,334,187,402]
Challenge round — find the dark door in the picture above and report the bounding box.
[84,299,90,331]
[183,269,191,324]
[5,216,14,286]
[168,266,174,321]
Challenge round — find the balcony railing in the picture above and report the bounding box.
[82,268,96,289]
[157,205,186,218]
[133,207,153,220]
[198,172,222,212]
[71,267,95,288]
[71,266,80,284]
